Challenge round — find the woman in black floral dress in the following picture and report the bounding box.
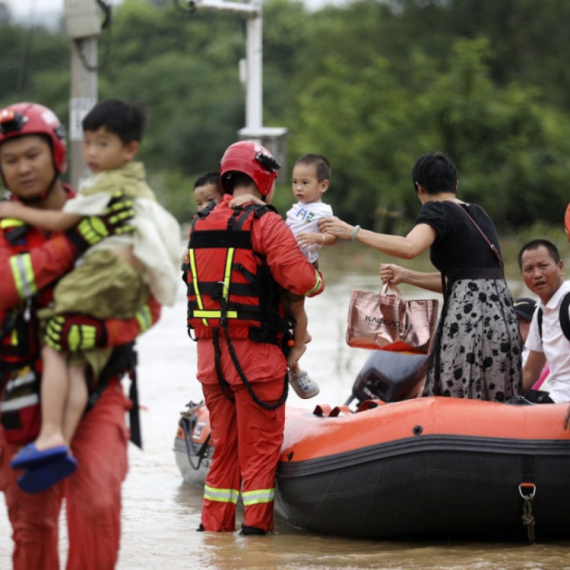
[320,152,521,401]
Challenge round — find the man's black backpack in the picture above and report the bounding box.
[537,292,570,342]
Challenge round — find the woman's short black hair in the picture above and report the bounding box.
[411,151,458,195]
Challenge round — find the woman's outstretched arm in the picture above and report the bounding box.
[318,217,436,260]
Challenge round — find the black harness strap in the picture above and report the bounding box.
[537,292,570,343]
[210,296,288,410]
[3,223,30,245]
[212,327,235,402]
[86,342,143,448]
[187,281,257,298]
[190,230,252,250]
[190,202,289,409]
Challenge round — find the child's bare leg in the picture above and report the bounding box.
[36,345,70,450]
[62,364,89,445]
[287,298,308,372]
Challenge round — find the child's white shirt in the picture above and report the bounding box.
[285,201,333,263]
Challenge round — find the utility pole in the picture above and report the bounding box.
[188,0,288,172]
[63,0,101,190]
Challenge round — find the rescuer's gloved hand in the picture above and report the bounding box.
[44,315,108,352]
[65,191,135,253]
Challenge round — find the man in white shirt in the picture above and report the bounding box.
[519,239,570,404]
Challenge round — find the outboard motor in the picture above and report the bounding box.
[346,351,429,405]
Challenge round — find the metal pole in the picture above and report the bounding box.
[245,0,262,133]
[69,38,97,190]
[187,0,288,163]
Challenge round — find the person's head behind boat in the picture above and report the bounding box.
[514,297,537,342]
[518,239,564,305]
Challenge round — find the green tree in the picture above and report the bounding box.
[1,0,570,229]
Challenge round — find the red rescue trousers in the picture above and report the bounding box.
[201,378,286,533]
[0,380,130,570]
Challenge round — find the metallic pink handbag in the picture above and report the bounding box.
[346,283,439,354]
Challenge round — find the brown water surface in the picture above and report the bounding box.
[2,263,570,569]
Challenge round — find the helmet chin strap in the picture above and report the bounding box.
[18,171,59,205]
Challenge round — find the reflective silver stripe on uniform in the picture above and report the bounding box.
[0,393,39,412]
[5,370,35,391]
[241,488,275,506]
[9,253,37,299]
[204,484,240,504]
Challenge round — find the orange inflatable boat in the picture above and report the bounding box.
[174,351,570,540]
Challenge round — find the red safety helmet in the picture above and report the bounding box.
[0,102,67,175]
[565,202,570,242]
[220,141,280,196]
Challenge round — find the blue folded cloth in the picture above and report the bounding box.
[17,454,78,494]
[10,443,69,470]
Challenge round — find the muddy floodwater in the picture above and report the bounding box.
[2,269,570,569]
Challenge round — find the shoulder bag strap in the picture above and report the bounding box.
[453,203,504,272]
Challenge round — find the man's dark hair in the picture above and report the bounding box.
[294,154,331,183]
[194,171,222,192]
[518,238,561,269]
[221,171,256,195]
[411,151,458,195]
[82,99,146,144]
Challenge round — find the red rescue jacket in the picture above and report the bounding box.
[0,186,162,374]
[187,202,287,343]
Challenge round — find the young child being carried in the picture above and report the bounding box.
[181,171,263,266]
[5,99,181,486]
[193,171,224,212]
[194,170,263,212]
[188,161,335,400]
[284,154,337,398]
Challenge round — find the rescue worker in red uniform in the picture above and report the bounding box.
[0,102,161,569]
[186,141,325,534]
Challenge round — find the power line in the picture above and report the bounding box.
[17,0,38,99]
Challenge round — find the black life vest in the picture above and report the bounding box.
[186,202,288,345]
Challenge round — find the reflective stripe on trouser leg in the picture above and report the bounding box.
[201,382,241,531]
[242,488,275,505]
[235,378,285,532]
[204,485,240,504]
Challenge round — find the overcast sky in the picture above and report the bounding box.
[4,0,343,22]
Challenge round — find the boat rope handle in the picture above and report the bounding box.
[519,483,536,544]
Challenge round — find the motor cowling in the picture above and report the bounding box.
[351,351,428,404]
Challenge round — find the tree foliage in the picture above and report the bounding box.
[0,0,569,231]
